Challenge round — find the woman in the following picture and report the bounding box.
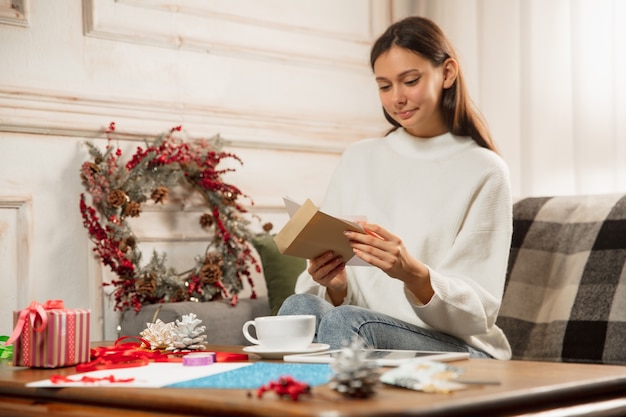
[279,16,512,360]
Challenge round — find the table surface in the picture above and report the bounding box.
[2,344,626,417]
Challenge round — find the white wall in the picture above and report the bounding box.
[0,0,391,339]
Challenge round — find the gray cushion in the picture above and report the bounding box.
[119,297,271,346]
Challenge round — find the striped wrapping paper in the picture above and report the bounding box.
[11,305,90,368]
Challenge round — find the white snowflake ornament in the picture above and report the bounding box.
[140,319,176,350]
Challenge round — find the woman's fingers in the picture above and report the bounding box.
[309,251,344,285]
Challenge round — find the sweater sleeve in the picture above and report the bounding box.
[406,163,512,336]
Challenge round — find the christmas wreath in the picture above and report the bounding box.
[79,123,264,312]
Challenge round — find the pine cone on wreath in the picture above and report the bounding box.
[205,252,224,267]
[200,252,223,285]
[135,273,157,296]
[88,161,101,173]
[118,236,136,253]
[172,288,186,302]
[221,191,237,206]
[126,236,136,248]
[199,263,222,285]
[124,201,142,217]
[151,186,169,204]
[199,213,214,228]
[108,189,128,208]
[118,239,129,253]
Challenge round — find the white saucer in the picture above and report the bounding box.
[243,343,330,360]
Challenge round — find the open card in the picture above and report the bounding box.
[274,197,370,266]
[380,359,469,393]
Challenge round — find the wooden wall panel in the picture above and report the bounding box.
[0,198,32,336]
[0,0,29,27]
[84,0,374,69]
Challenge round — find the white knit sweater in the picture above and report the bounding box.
[295,128,513,360]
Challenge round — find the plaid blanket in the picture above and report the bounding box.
[496,194,626,365]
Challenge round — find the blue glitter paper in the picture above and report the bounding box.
[167,362,332,389]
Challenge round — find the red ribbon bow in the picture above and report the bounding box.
[76,336,166,373]
[74,336,249,373]
[5,300,65,346]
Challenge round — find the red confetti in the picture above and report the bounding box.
[257,376,311,401]
[50,374,135,384]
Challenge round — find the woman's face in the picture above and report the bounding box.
[373,46,447,138]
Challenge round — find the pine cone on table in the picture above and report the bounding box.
[329,339,380,398]
[169,313,207,351]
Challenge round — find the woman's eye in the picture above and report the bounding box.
[378,85,391,92]
[405,77,420,86]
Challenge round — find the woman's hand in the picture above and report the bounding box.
[308,251,347,306]
[345,223,434,304]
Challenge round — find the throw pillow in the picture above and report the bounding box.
[252,234,306,315]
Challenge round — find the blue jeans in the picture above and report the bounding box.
[278,293,492,359]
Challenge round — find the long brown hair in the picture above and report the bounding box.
[370,16,498,153]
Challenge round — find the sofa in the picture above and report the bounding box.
[120,194,626,365]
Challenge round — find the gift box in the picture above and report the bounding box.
[6,300,90,368]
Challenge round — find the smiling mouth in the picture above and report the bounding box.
[396,109,416,119]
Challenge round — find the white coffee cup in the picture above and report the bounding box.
[242,315,315,351]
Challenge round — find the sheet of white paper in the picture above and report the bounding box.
[346,255,371,266]
[282,196,371,267]
[26,362,251,388]
[283,196,301,218]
